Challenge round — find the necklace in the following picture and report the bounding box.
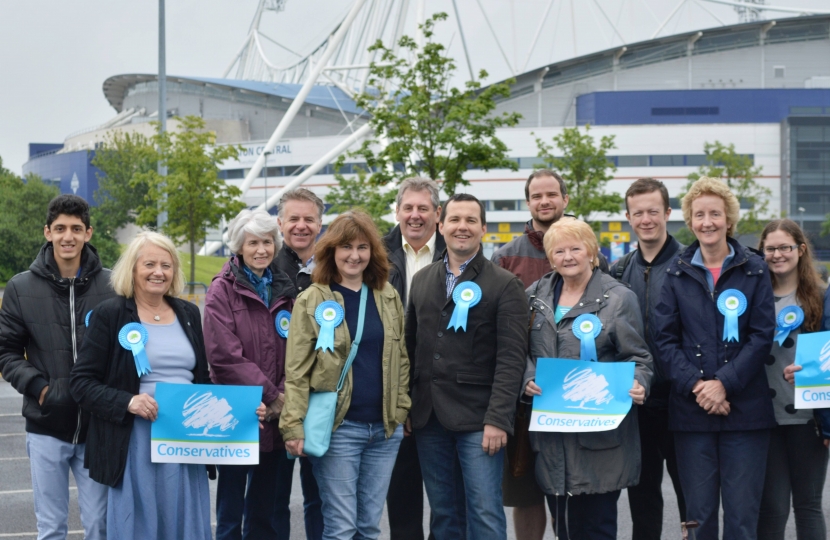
[153,314,161,321]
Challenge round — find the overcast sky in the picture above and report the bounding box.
[2,0,828,175]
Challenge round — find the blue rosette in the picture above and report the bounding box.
[315,301,344,352]
[717,289,748,342]
[447,282,482,332]
[774,305,804,346]
[572,314,602,362]
[275,310,291,339]
[118,323,152,377]
[85,310,92,328]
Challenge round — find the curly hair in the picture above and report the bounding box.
[543,218,600,270]
[681,176,741,237]
[759,219,825,332]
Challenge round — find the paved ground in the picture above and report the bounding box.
[0,377,822,539]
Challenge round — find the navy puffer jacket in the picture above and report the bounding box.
[653,237,776,432]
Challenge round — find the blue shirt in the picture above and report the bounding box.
[331,282,385,423]
[444,252,478,298]
[690,244,735,292]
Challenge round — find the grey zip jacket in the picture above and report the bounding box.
[523,268,653,496]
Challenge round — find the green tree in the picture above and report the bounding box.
[345,12,521,198]
[135,116,246,287]
[0,157,59,282]
[683,141,770,237]
[325,168,396,235]
[534,125,623,226]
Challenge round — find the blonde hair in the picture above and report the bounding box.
[543,219,600,269]
[681,176,741,237]
[110,231,186,297]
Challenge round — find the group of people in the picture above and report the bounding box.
[0,170,828,540]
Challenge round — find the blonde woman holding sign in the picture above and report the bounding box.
[522,218,652,540]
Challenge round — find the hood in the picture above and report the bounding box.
[29,243,104,291]
[218,254,296,303]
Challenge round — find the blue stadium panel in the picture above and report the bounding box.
[577,89,830,125]
[22,149,103,205]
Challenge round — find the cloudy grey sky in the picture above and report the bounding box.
[2,0,828,175]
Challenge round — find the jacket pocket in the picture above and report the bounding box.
[576,428,622,451]
[457,372,494,386]
[39,378,77,427]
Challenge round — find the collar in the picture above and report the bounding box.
[443,250,478,276]
[525,220,545,252]
[284,245,313,267]
[691,243,735,271]
[636,233,679,266]
[402,229,437,256]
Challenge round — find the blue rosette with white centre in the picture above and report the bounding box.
[572,314,602,362]
[447,282,482,332]
[85,310,93,328]
[118,323,152,377]
[275,310,291,339]
[774,305,804,346]
[314,301,344,352]
[717,289,748,342]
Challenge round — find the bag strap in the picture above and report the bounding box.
[336,283,368,391]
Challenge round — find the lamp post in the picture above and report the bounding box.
[799,206,806,229]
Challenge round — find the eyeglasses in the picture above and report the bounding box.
[763,245,799,254]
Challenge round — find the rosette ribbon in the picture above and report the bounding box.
[448,282,482,332]
[85,310,92,328]
[118,323,152,377]
[276,310,291,339]
[572,314,602,362]
[774,305,804,346]
[315,301,344,352]
[717,289,747,342]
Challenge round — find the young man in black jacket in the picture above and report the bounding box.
[0,195,115,540]
[611,179,686,540]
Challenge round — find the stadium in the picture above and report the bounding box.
[21,0,830,256]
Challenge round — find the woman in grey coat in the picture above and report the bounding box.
[523,219,653,540]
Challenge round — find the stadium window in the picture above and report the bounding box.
[519,157,547,169]
[685,155,710,166]
[669,197,682,210]
[790,107,825,115]
[518,200,529,211]
[651,107,719,116]
[492,200,518,211]
[651,155,685,166]
[225,169,245,179]
[618,155,649,167]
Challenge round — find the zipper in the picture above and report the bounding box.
[643,265,651,338]
[69,278,82,445]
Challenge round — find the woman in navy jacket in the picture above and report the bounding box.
[653,177,776,540]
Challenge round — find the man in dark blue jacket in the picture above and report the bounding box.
[0,195,115,540]
[612,179,685,540]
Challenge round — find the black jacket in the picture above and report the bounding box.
[405,248,528,434]
[610,234,684,408]
[274,245,312,296]
[653,237,776,432]
[0,243,115,443]
[382,224,446,308]
[70,296,210,487]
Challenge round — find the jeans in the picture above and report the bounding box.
[675,430,770,540]
[758,424,828,540]
[274,454,324,540]
[545,491,621,540]
[416,414,506,540]
[26,432,107,540]
[627,406,686,540]
[216,450,283,540]
[310,420,404,540]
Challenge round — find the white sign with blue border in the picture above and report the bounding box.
[151,383,262,464]
[529,358,635,432]
[794,331,830,409]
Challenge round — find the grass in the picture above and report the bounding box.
[178,251,228,292]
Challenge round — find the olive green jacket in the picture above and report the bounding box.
[279,282,411,442]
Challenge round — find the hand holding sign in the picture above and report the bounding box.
[129,394,158,421]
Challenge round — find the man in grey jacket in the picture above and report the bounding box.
[610,178,686,540]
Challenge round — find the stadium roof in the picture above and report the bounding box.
[102,75,360,115]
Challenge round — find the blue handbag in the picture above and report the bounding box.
[302,284,368,457]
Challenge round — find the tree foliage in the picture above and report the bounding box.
[325,168,396,235]
[535,125,623,225]
[345,12,521,197]
[683,141,769,237]
[0,157,60,282]
[134,116,246,285]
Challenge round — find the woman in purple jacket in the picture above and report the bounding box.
[204,209,296,540]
